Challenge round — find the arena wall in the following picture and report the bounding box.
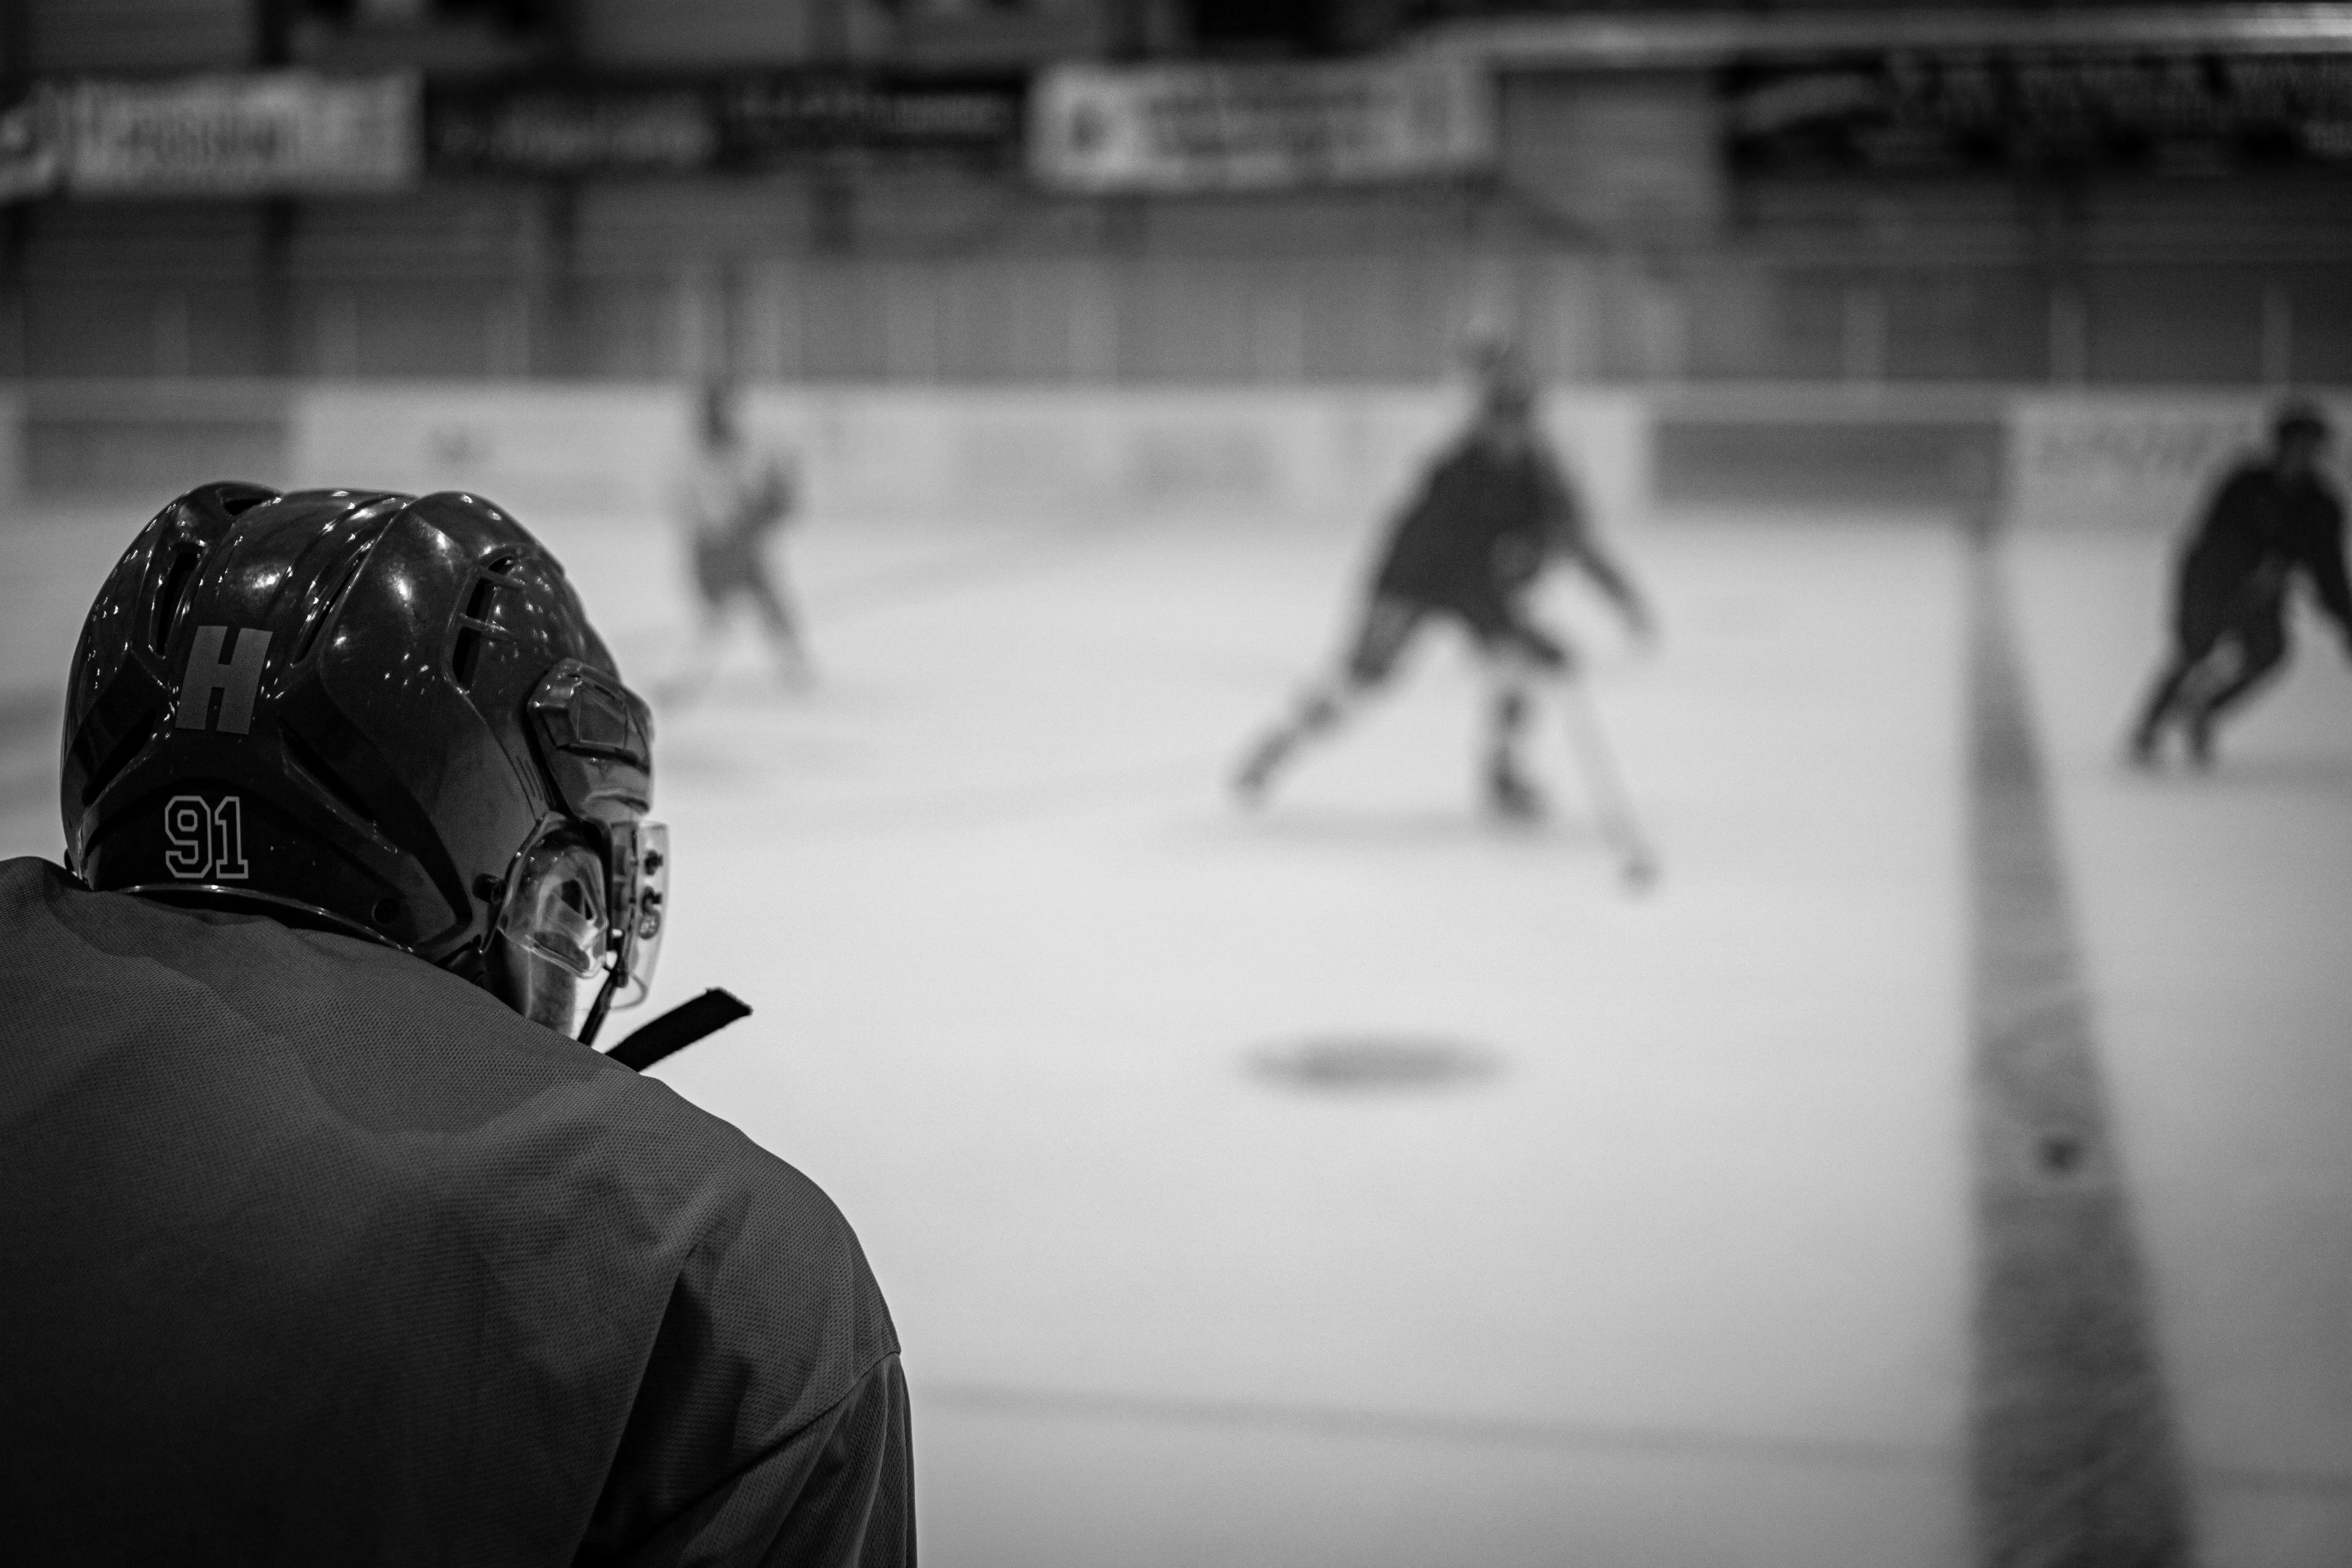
[289,383,692,517]
[0,390,21,505]
[2005,392,2352,536]
[6,381,2345,543]
[290,381,1651,535]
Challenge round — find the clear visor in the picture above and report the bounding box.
[606,820,668,1011]
[494,835,611,1038]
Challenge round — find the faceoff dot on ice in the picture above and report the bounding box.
[1247,1034,1502,1093]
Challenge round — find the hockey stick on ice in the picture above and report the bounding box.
[1558,674,1661,891]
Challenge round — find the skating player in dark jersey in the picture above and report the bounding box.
[2129,399,2352,767]
[662,379,813,701]
[1234,347,1653,817]
[2,483,910,1564]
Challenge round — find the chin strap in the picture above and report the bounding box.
[577,962,624,1048]
[601,988,753,1073]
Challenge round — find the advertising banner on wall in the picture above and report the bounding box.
[0,97,62,203]
[1029,55,1495,193]
[426,74,1024,178]
[2005,394,2352,533]
[1726,51,2352,175]
[428,83,715,177]
[720,74,1024,164]
[60,73,418,196]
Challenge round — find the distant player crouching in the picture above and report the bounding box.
[2128,398,2352,767]
[1234,346,1654,819]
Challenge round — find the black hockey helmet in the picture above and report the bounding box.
[2272,396,2332,446]
[1479,369,1536,423]
[1461,332,1536,424]
[60,483,666,1039]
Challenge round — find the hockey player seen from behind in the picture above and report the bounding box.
[1236,342,1655,818]
[2128,398,2352,768]
[662,377,813,702]
[4,484,910,1564]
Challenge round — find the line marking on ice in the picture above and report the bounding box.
[918,1383,1950,1472]
[1965,515,2195,1566]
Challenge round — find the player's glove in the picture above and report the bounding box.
[1492,535,1544,588]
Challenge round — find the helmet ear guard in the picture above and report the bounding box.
[528,659,652,825]
[521,658,665,1044]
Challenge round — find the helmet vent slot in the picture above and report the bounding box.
[280,722,380,831]
[450,628,483,690]
[449,575,501,691]
[292,523,388,665]
[150,548,202,657]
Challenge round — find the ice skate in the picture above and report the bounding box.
[1232,733,1289,808]
[1485,762,1546,822]
[2184,706,2216,769]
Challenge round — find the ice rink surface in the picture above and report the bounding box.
[2,495,2347,1564]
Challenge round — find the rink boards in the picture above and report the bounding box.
[7,491,2348,1563]
[2,379,2348,544]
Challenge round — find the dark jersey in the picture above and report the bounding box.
[2179,460,2352,631]
[1372,432,1579,614]
[0,857,910,1566]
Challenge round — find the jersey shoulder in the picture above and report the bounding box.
[1,855,896,1558]
[0,855,875,1324]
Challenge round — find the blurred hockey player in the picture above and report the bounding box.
[1234,344,1653,818]
[5,483,910,1564]
[662,378,812,702]
[2129,398,2352,767]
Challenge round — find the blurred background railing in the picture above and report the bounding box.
[7,176,2346,386]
